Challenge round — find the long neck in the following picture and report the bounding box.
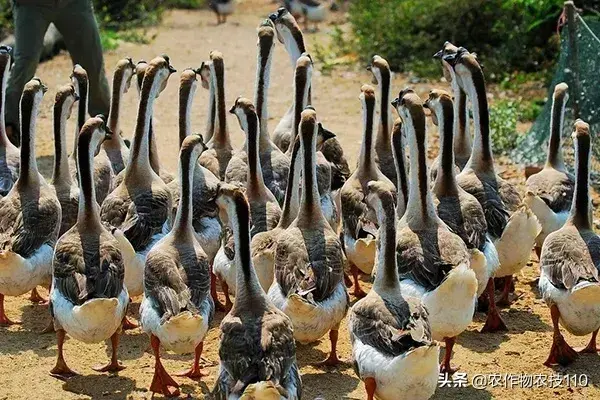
[72,82,88,158]
[179,84,196,146]
[278,140,301,228]
[298,132,323,221]
[212,63,229,144]
[205,78,216,143]
[546,94,567,169]
[255,42,273,145]
[0,62,11,146]
[454,88,471,157]
[105,72,127,149]
[77,134,101,226]
[246,112,266,192]
[434,102,457,194]
[52,101,73,186]
[464,69,494,172]
[231,197,269,311]
[290,71,309,147]
[392,126,409,217]
[359,98,376,172]
[17,95,40,186]
[285,30,305,69]
[569,135,591,230]
[127,74,161,175]
[405,116,436,224]
[377,71,392,147]
[172,149,195,236]
[373,203,399,291]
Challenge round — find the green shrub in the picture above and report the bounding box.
[347,0,570,80]
[490,100,520,155]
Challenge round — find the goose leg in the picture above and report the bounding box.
[315,329,341,366]
[351,264,366,298]
[440,337,459,375]
[480,278,507,333]
[175,341,205,379]
[497,275,513,307]
[92,331,126,372]
[149,334,180,397]
[544,304,577,366]
[29,287,47,304]
[364,377,376,400]
[578,329,599,354]
[0,293,19,325]
[122,300,138,330]
[221,281,234,311]
[50,329,78,379]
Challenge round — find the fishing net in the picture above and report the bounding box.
[512,12,600,167]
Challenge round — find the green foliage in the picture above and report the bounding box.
[347,0,566,80]
[313,26,358,75]
[490,100,520,155]
[166,0,206,9]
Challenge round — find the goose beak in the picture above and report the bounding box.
[268,12,278,22]
[433,49,443,59]
[168,65,177,74]
[391,98,400,108]
[229,105,236,114]
[104,126,113,141]
[318,123,336,141]
[73,93,80,102]
[41,83,48,94]
[366,64,372,71]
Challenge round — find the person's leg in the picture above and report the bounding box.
[5,1,51,141]
[54,0,110,118]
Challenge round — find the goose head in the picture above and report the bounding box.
[366,180,397,225]
[0,45,11,78]
[215,182,247,225]
[80,115,113,153]
[239,381,288,400]
[198,61,211,90]
[229,96,256,133]
[433,41,460,83]
[393,88,426,140]
[269,7,301,45]
[24,77,47,103]
[553,82,569,105]
[70,64,88,99]
[149,55,176,98]
[180,67,199,95]
[296,52,313,80]
[366,55,390,86]
[316,122,335,150]
[135,60,148,94]
[442,46,479,86]
[258,18,276,51]
[54,83,79,120]
[423,89,453,126]
[180,132,207,164]
[115,57,136,94]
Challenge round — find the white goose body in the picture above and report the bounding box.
[538,120,600,366]
[269,108,348,364]
[0,80,60,310]
[349,182,439,400]
[0,46,19,197]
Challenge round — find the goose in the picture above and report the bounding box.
[269,107,348,366]
[444,47,540,307]
[392,89,478,374]
[0,78,61,326]
[140,134,215,396]
[215,98,282,309]
[101,57,136,175]
[367,55,397,186]
[100,56,175,325]
[199,51,234,180]
[539,120,600,367]
[284,0,328,32]
[198,61,216,143]
[112,60,175,189]
[212,185,301,399]
[49,116,129,379]
[525,83,574,257]
[424,89,504,333]
[348,181,439,400]
[269,7,350,191]
[68,65,114,204]
[209,0,235,25]
[341,84,395,298]
[50,84,80,237]
[0,45,19,197]
[431,41,472,178]
[223,19,290,205]
[391,118,408,219]
[164,68,224,311]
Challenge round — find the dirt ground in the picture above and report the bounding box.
[1,3,600,400]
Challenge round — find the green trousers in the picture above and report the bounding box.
[6,0,110,131]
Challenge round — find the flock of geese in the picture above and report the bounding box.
[0,7,598,400]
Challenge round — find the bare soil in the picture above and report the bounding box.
[1,3,599,400]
